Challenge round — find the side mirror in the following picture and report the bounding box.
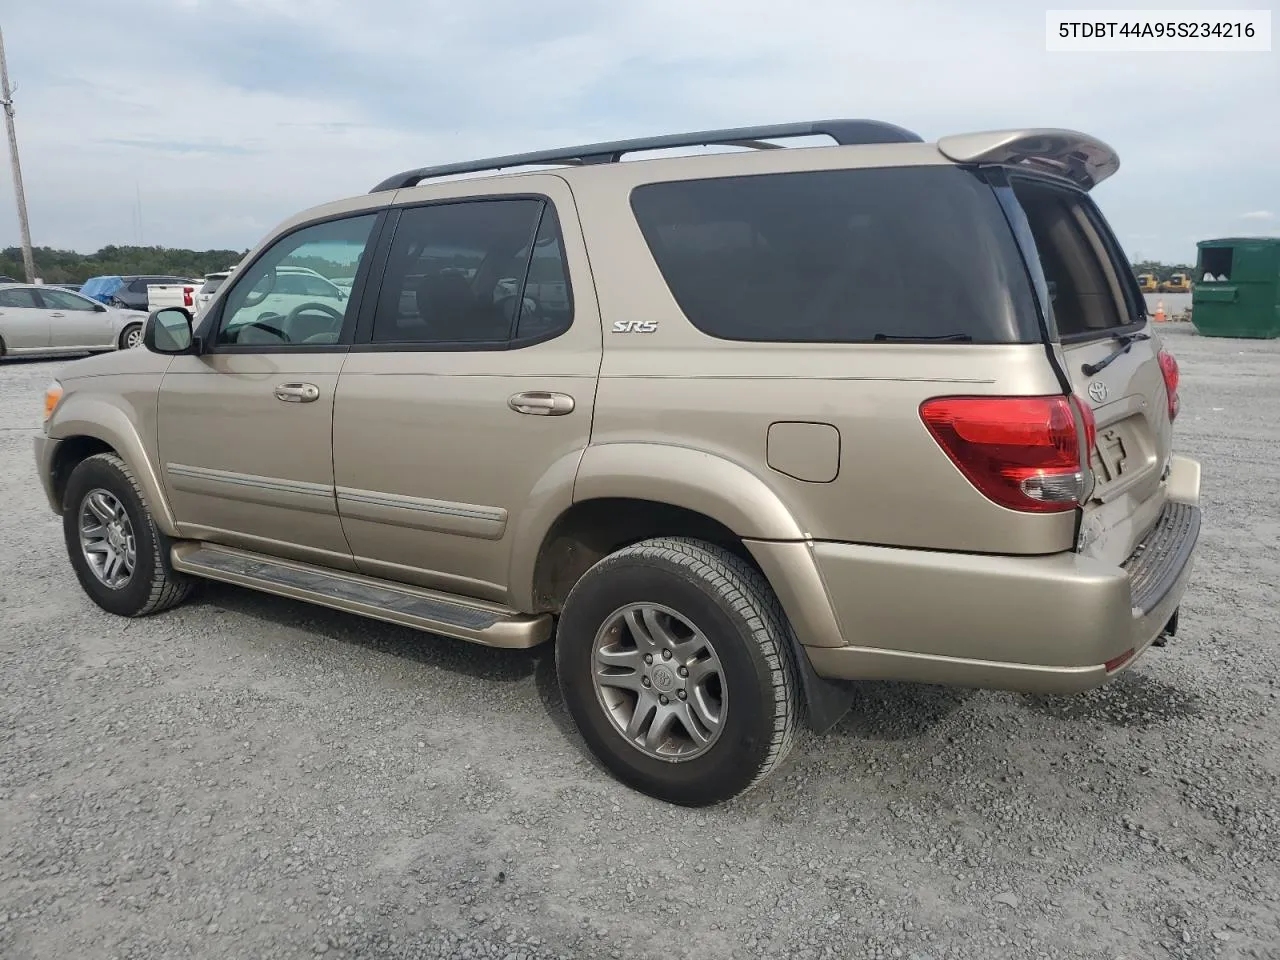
[93,303,107,313]
[143,308,197,355]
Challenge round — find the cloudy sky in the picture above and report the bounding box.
[1,0,1275,263]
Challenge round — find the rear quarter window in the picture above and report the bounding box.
[630,166,1039,344]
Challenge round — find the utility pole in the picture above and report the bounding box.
[0,25,36,282]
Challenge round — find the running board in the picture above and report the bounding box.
[170,543,552,649]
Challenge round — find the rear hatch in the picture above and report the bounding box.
[1002,175,1179,567]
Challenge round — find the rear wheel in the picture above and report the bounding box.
[62,452,192,617]
[118,323,143,350]
[557,537,799,805]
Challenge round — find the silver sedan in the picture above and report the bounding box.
[0,284,149,360]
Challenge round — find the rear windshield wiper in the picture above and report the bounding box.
[1081,332,1151,377]
[873,332,974,343]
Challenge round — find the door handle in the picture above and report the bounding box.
[508,391,575,416]
[50,312,65,318]
[274,382,320,403]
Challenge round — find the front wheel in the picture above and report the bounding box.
[557,537,800,805]
[62,453,193,617]
[118,323,143,350]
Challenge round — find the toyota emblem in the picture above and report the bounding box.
[1088,380,1108,403]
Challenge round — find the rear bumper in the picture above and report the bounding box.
[781,457,1201,695]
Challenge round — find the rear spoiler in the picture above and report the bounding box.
[936,129,1120,191]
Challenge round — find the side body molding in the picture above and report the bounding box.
[47,396,180,536]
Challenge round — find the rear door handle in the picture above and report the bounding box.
[508,391,575,416]
[50,312,65,318]
[274,382,320,403]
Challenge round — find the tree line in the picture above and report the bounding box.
[0,245,246,285]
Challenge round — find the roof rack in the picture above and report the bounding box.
[370,119,923,193]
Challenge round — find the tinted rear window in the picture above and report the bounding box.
[630,166,1039,344]
[200,277,226,295]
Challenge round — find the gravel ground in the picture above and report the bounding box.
[2,323,1278,960]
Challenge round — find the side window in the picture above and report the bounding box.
[515,206,573,342]
[371,199,548,345]
[0,288,39,308]
[630,168,1039,344]
[215,214,377,348]
[38,289,97,311]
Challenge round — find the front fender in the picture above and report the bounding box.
[48,394,178,536]
[572,442,809,540]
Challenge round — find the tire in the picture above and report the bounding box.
[556,537,800,805]
[118,323,143,350]
[62,452,193,617]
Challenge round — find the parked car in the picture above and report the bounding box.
[79,275,125,304]
[107,275,200,311]
[195,271,232,315]
[0,283,147,358]
[35,119,1201,805]
[146,280,205,314]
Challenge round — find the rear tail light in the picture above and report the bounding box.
[183,286,195,308]
[1157,349,1180,421]
[1072,393,1097,452]
[920,395,1090,513]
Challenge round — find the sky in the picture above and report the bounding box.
[0,0,1276,263]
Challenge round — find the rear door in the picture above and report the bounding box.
[332,177,600,604]
[0,287,50,350]
[1004,177,1175,566]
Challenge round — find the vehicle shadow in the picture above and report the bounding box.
[191,580,610,771]
[188,581,543,685]
[1021,671,1201,726]
[828,680,976,740]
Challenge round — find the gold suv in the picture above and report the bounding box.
[35,120,1201,805]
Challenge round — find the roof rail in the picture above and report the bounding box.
[370,119,923,193]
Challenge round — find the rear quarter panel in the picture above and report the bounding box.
[565,152,1076,555]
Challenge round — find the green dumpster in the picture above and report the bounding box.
[1191,237,1280,339]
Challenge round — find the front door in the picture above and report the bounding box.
[156,211,383,569]
[332,179,600,604]
[0,287,49,351]
[36,288,116,349]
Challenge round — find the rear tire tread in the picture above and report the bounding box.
[618,537,800,791]
[563,536,800,802]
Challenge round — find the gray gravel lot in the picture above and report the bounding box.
[2,323,1278,960]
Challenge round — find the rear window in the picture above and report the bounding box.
[200,276,226,295]
[629,166,1039,344]
[1010,179,1142,339]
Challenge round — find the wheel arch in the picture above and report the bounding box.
[516,443,855,733]
[47,398,178,535]
[516,443,807,614]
